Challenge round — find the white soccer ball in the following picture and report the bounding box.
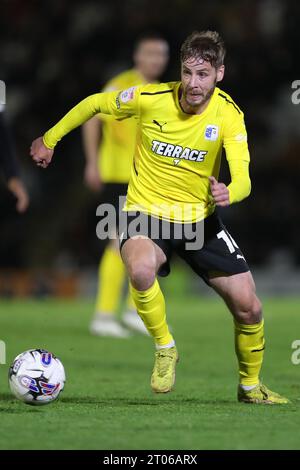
[8,349,66,406]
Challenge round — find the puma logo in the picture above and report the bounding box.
[153,120,167,132]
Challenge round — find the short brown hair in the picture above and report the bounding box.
[180,30,226,68]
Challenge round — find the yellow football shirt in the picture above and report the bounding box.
[97,69,146,183]
[44,82,251,223]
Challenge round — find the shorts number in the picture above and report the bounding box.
[217,229,238,253]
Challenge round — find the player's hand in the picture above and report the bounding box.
[209,176,230,207]
[84,161,102,192]
[7,177,30,213]
[30,136,54,168]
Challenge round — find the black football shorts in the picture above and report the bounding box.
[119,210,249,285]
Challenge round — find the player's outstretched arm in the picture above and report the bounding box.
[30,88,139,168]
[30,94,105,168]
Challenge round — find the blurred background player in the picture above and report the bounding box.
[82,34,169,337]
[0,104,29,213]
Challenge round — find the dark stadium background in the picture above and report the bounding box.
[0,0,299,296]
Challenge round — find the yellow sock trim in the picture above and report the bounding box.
[234,319,265,386]
[95,246,126,314]
[130,279,173,346]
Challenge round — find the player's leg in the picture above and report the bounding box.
[91,236,130,338]
[209,270,264,386]
[122,284,150,335]
[121,237,172,345]
[94,228,149,336]
[95,237,125,315]
[91,181,147,337]
[91,182,131,337]
[121,237,178,392]
[178,212,289,403]
[209,270,289,404]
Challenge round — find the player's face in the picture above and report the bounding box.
[181,57,224,109]
[134,40,169,81]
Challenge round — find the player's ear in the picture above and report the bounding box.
[216,65,225,83]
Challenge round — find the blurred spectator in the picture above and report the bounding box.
[0,105,29,213]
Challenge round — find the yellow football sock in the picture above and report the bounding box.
[130,279,173,346]
[234,319,265,386]
[95,246,126,314]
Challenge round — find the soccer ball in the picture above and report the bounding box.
[8,349,66,406]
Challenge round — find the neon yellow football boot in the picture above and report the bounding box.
[151,346,179,393]
[238,382,290,404]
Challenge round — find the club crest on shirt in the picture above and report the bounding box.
[120,87,136,103]
[204,125,219,141]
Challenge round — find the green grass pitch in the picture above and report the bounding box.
[0,291,299,449]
